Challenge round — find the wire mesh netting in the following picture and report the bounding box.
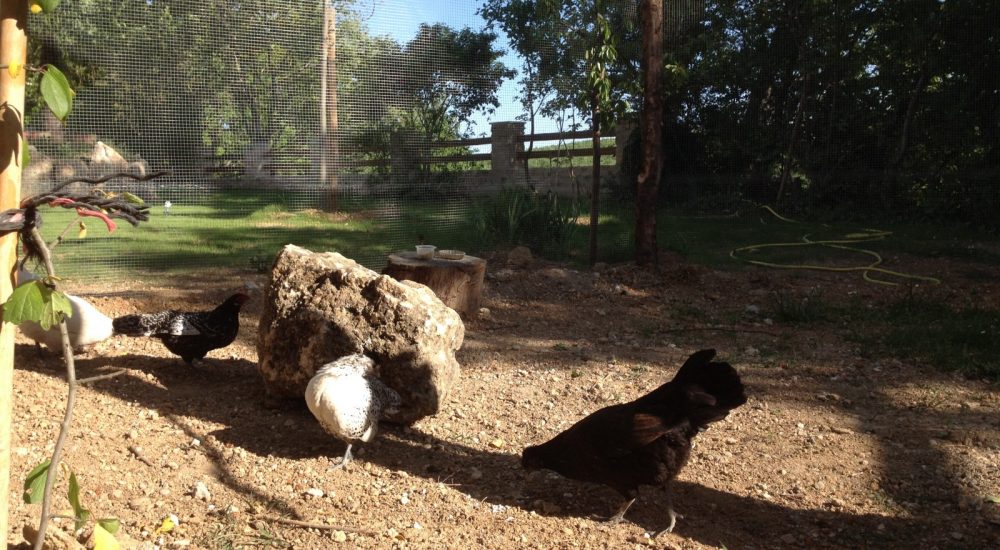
[21,1,999,280]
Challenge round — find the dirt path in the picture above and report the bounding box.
[6,260,999,549]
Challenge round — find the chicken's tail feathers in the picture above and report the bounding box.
[112,314,152,336]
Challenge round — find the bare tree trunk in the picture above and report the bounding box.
[881,59,929,206]
[777,73,811,203]
[521,62,539,189]
[0,3,28,547]
[589,91,601,266]
[320,3,339,210]
[636,0,663,267]
[819,80,839,190]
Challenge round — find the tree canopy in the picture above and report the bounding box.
[26,0,512,176]
[483,0,1000,225]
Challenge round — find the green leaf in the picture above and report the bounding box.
[122,192,145,206]
[93,522,120,550]
[68,471,91,531]
[45,289,73,329]
[3,281,48,327]
[23,459,51,504]
[31,0,61,14]
[987,495,1000,504]
[40,66,74,121]
[97,518,121,535]
[2,281,73,330]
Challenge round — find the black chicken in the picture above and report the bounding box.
[521,349,746,536]
[113,293,250,365]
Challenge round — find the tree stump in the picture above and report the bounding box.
[383,251,486,318]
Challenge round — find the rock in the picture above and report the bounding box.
[128,496,153,511]
[91,141,128,167]
[541,267,570,280]
[332,530,347,543]
[780,533,796,544]
[192,481,212,501]
[745,304,761,314]
[507,246,533,268]
[22,524,85,550]
[257,245,464,424]
[305,488,324,498]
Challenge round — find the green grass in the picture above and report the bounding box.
[38,189,482,278]
[36,189,997,281]
[33,189,1000,381]
[846,297,1000,379]
[571,203,999,275]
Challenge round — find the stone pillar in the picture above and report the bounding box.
[615,119,637,167]
[490,121,524,187]
[390,129,423,187]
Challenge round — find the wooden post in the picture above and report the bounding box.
[0,2,28,546]
[636,0,663,267]
[319,2,339,210]
[383,252,486,318]
[588,90,601,266]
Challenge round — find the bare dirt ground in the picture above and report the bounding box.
[6,254,1000,549]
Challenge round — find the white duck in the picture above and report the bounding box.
[305,353,401,469]
[16,267,114,353]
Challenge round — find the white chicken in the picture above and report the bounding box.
[305,354,401,469]
[16,267,114,353]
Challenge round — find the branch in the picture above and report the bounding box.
[127,445,154,467]
[47,215,83,252]
[259,516,377,536]
[77,369,127,385]
[658,326,781,337]
[29,228,78,550]
[44,170,171,196]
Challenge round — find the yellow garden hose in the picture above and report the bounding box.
[729,206,942,286]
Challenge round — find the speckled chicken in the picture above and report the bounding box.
[305,354,401,469]
[522,349,747,536]
[112,293,249,365]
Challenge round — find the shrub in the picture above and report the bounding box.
[469,186,578,258]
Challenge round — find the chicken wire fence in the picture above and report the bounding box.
[21,1,999,281]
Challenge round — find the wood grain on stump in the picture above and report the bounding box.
[384,251,486,318]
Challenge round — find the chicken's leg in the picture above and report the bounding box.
[605,497,637,524]
[652,485,683,537]
[331,443,354,470]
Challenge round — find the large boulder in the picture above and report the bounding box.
[257,245,464,424]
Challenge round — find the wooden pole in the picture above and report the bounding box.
[319,2,339,210]
[0,2,28,547]
[588,90,601,266]
[636,0,664,267]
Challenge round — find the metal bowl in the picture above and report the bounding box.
[437,249,465,260]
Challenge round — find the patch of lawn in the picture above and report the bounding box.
[846,297,1000,379]
[34,188,486,279]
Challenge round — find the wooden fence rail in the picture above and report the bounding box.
[201,122,630,179]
